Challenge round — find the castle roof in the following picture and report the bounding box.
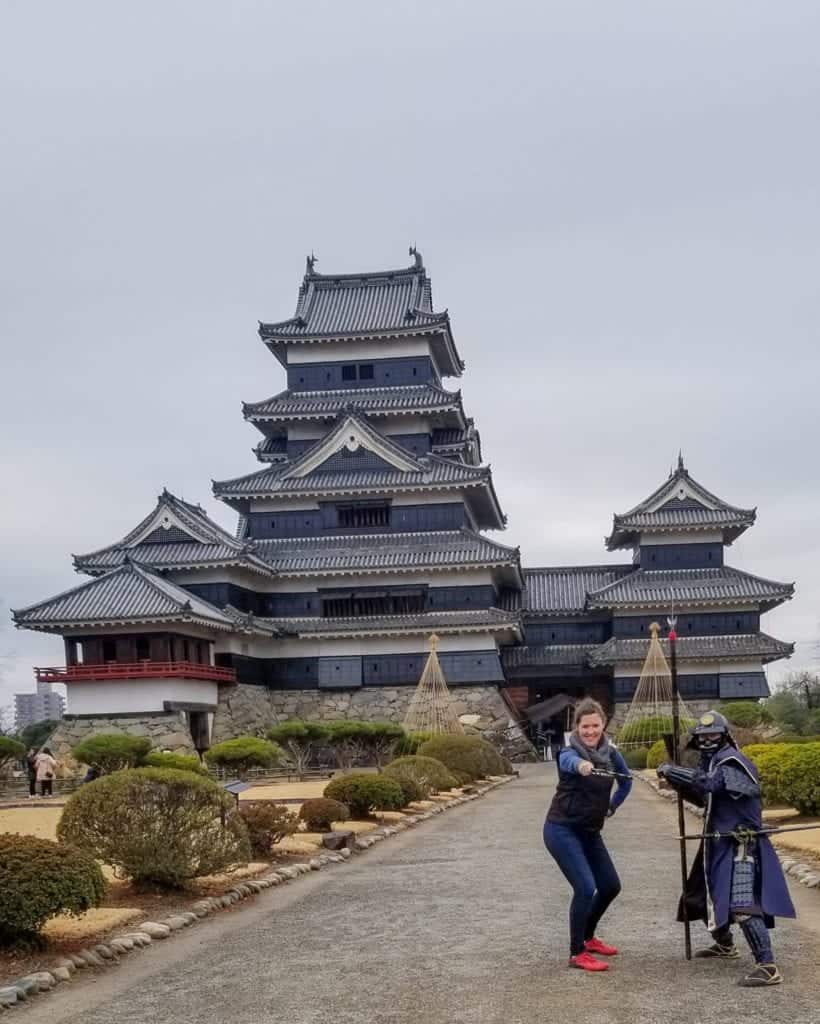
[213,413,505,529]
[243,383,465,426]
[252,528,522,583]
[606,456,756,550]
[523,565,633,615]
[73,490,273,578]
[586,565,794,612]
[244,607,521,641]
[12,561,237,633]
[258,251,464,377]
[588,632,794,667]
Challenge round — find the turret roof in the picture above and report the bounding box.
[606,456,756,549]
[11,561,237,632]
[258,250,464,377]
[586,565,794,611]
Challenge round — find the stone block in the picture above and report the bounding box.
[140,922,171,939]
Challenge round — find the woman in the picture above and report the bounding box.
[25,748,38,798]
[34,746,58,798]
[543,699,632,972]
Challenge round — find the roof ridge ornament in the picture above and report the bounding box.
[408,244,423,269]
[677,450,685,473]
[306,252,317,275]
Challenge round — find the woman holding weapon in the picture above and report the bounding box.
[543,698,633,972]
[657,710,796,987]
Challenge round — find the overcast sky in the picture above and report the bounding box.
[2,2,818,712]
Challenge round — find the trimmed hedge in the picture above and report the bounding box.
[72,733,151,773]
[383,755,458,796]
[299,798,351,832]
[416,735,507,781]
[238,802,299,856]
[204,737,283,777]
[58,767,250,887]
[646,739,668,770]
[394,731,434,757]
[719,701,765,728]
[323,773,405,818]
[743,742,820,814]
[621,746,648,771]
[144,751,208,775]
[0,834,106,947]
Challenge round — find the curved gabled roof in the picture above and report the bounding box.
[523,565,633,615]
[72,489,274,578]
[606,457,756,549]
[12,561,237,632]
[258,251,464,377]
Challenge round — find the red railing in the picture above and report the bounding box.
[34,661,237,684]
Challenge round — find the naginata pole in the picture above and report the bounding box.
[667,616,692,960]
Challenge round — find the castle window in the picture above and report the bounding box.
[358,364,374,380]
[337,503,390,529]
[342,365,357,381]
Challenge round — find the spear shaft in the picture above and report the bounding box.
[668,620,692,960]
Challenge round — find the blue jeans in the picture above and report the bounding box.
[543,821,622,956]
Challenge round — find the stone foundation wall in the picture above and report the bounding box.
[47,712,196,773]
[213,683,535,760]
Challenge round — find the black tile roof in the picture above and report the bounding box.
[606,457,756,549]
[258,252,464,376]
[255,608,521,640]
[523,565,633,614]
[253,528,522,581]
[12,561,237,632]
[586,565,794,611]
[588,632,794,667]
[243,383,465,424]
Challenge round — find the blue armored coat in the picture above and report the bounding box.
[679,746,795,930]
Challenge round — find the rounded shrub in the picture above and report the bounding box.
[0,834,106,948]
[416,735,507,781]
[72,733,151,774]
[394,731,434,756]
[324,773,405,818]
[617,716,695,747]
[382,769,425,805]
[383,755,458,795]
[144,751,208,775]
[204,736,283,778]
[646,739,668,770]
[237,802,299,856]
[57,767,250,888]
[299,798,350,832]
[777,744,820,815]
[622,746,649,771]
[719,701,764,728]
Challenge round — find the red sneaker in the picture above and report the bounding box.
[585,937,619,956]
[569,951,609,972]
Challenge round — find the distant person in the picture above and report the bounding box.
[82,764,101,784]
[543,698,633,972]
[25,748,38,798]
[34,746,58,798]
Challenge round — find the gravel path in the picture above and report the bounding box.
[23,764,820,1024]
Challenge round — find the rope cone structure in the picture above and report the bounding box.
[402,634,465,735]
[619,622,695,748]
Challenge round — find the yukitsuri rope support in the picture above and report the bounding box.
[402,634,465,735]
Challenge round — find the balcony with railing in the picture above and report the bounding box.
[34,661,237,684]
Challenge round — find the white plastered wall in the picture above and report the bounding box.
[67,678,219,715]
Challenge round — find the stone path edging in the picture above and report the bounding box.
[635,772,820,892]
[0,776,514,1012]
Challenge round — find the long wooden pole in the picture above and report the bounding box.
[667,616,692,960]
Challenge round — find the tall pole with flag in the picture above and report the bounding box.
[667,613,692,960]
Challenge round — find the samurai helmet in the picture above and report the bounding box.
[687,710,735,753]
